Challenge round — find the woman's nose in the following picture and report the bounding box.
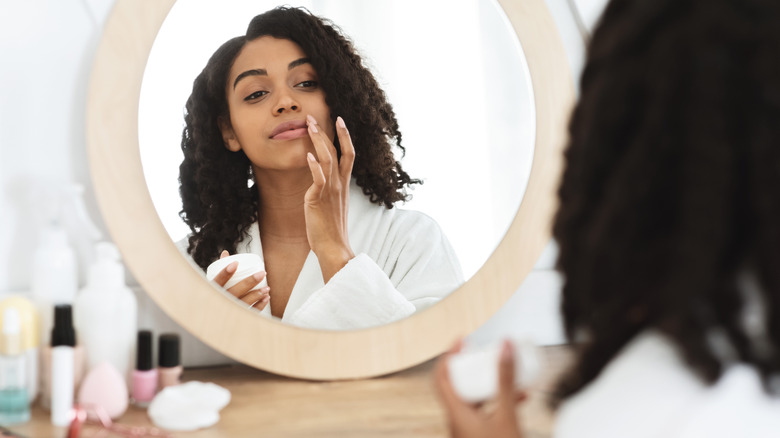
[274,92,299,114]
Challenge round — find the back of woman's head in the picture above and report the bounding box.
[553,0,780,399]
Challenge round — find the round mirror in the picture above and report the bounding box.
[87,0,573,379]
[138,0,534,286]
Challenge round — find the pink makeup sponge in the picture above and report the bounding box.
[77,361,129,419]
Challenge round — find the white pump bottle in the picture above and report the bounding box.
[73,242,137,388]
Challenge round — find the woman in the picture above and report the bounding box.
[177,7,463,330]
[436,0,780,436]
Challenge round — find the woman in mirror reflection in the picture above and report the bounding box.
[436,0,780,436]
[176,7,463,329]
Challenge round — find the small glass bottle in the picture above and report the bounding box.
[131,330,157,406]
[0,307,31,424]
[158,333,182,389]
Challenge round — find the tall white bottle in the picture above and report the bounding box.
[31,222,78,349]
[74,242,137,388]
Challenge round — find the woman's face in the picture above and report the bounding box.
[220,36,334,173]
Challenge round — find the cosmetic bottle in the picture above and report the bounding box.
[31,221,77,349]
[131,331,157,406]
[40,315,85,411]
[0,297,39,402]
[74,242,137,388]
[0,307,31,424]
[158,334,181,389]
[50,305,76,426]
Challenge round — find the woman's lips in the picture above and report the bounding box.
[270,120,308,140]
[271,127,308,140]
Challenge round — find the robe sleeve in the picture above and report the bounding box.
[286,213,464,330]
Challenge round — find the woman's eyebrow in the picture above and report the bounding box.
[232,58,312,90]
[233,69,267,89]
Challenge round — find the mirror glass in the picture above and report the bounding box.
[138,0,534,325]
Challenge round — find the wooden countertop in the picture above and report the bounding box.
[7,347,571,438]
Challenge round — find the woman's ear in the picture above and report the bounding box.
[218,116,242,152]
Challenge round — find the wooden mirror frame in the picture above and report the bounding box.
[86,0,573,380]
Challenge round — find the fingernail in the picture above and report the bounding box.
[262,295,270,302]
[253,271,265,281]
[336,116,346,129]
[221,250,229,258]
[307,152,316,162]
[307,114,318,132]
[226,261,238,274]
[260,286,270,294]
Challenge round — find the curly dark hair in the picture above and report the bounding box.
[179,7,421,270]
[552,0,780,401]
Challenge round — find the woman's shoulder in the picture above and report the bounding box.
[555,330,780,438]
[348,183,442,231]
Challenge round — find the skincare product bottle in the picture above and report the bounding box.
[131,331,157,406]
[0,297,39,402]
[158,334,181,389]
[40,314,85,411]
[0,307,31,424]
[31,222,77,349]
[74,242,137,388]
[50,305,75,426]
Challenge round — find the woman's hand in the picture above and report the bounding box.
[211,250,271,310]
[304,114,356,282]
[434,340,527,438]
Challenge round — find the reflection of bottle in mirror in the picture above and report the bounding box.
[158,334,181,390]
[0,307,31,424]
[446,338,542,404]
[131,330,157,406]
[206,253,267,290]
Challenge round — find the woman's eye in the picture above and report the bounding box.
[295,80,318,88]
[244,90,268,101]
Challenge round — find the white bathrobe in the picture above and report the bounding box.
[178,183,464,330]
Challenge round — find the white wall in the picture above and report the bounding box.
[0,0,609,365]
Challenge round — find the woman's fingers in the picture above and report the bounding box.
[239,287,270,307]
[226,271,266,299]
[434,343,471,419]
[306,115,334,181]
[252,294,271,310]
[220,250,229,259]
[497,340,520,415]
[305,152,327,201]
[211,261,238,287]
[335,116,355,183]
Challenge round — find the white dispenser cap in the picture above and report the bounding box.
[87,242,125,290]
[1,307,22,355]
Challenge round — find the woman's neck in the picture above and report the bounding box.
[254,168,311,243]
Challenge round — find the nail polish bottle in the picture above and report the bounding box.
[131,330,157,406]
[50,305,75,426]
[157,334,181,389]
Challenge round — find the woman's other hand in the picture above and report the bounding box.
[211,250,271,310]
[304,114,356,282]
[434,340,526,438]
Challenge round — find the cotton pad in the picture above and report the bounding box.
[148,381,231,431]
[206,253,267,290]
[447,339,542,403]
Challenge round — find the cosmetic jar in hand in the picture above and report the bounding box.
[447,339,542,403]
[206,253,267,290]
